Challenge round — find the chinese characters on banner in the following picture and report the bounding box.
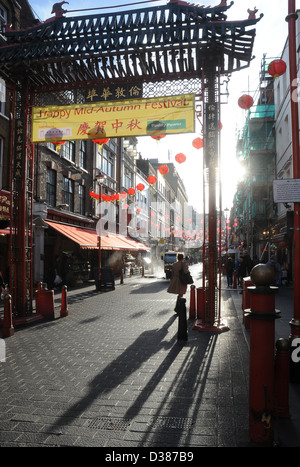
[205,102,219,165]
[14,119,25,179]
[31,94,195,142]
[85,84,143,102]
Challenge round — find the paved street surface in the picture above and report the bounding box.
[0,263,299,450]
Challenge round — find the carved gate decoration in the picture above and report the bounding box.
[0,0,262,328]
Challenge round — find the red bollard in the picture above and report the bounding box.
[2,294,14,338]
[274,338,290,419]
[120,269,124,284]
[189,285,196,319]
[245,263,280,446]
[35,285,55,320]
[196,287,205,320]
[60,285,68,318]
[142,266,144,277]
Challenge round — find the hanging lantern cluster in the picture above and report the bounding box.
[238,94,254,110]
[268,59,287,79]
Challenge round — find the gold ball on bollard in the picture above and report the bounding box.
[250,263,275,287]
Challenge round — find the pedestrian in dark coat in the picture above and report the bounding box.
[167,253,189,312]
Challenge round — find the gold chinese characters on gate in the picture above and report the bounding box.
[205,102,219,164]
[31,94,195,143]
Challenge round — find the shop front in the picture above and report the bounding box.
[40,219,150,288]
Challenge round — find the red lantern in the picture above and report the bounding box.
[158,165,169,175]
[127,188,135,196]
[151,135,166,142]
[238,94,254,110]
[92,138,110,145]
[52,141,66,149]
[136,183,145,192]
[147,175,157,185]
[137,208,141,213]
[119,191,127,199]
[175,153,186,164]
[268,59,286,78]
[192,137,203,149]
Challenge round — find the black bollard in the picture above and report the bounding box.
[177,298,187,341]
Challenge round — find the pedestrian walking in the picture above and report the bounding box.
[267,255,281,286]
[225,256,234,287]
[167,253,190,312]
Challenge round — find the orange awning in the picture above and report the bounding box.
[45,221,149,251]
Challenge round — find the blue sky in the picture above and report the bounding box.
[26,0,290,210]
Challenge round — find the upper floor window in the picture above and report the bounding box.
[61,141,75,162]
[78,184,86,216]
[79,140,87,169]
[0,78,5,115]
[62,176,74,211]
[99,146,114,179]
[0,4,7,39]
[46,168,56,207]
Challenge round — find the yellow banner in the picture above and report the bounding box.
[31,94,195,142]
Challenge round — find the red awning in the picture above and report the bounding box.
[45,221,150,251]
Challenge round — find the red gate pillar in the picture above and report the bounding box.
[287,0,300,380]
[245,263,280,445]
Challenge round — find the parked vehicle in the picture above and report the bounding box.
[164,251,184,279]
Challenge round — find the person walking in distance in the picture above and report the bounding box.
[167,253,189,312]
[225,256,234,287]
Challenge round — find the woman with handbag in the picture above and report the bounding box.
[167,253,193,312]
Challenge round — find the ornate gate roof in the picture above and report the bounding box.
[0,1,262,90]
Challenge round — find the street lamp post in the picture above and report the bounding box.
[96,173,106,287]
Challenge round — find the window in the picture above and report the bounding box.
[0,78,5,115]
[124,166,133,189]
[79,140,87,169]
[101,146,114,178]
[0,4,7,38]
[62,176,74,211]
[61,141,75,162]
[46,168,56,206]
[78,184,86,216]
